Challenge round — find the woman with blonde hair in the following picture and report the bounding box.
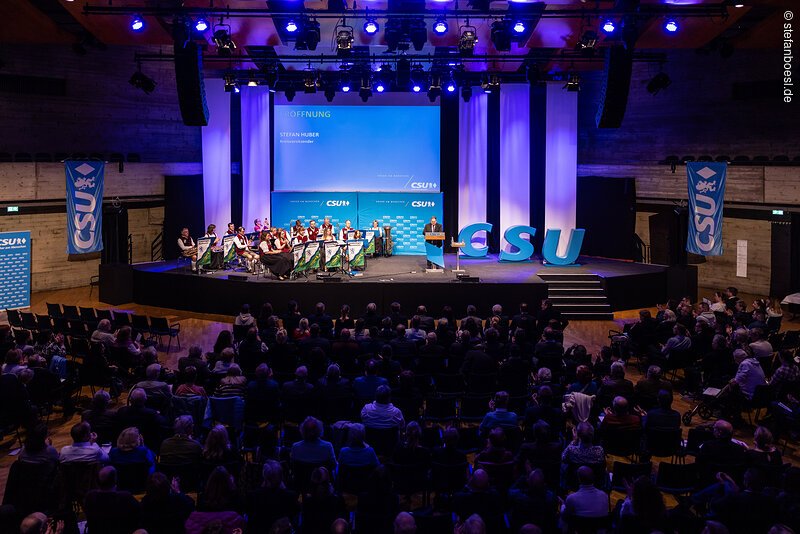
[109,426,156,473]
[203,425,239,466]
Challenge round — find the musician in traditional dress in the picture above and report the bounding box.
[226,222,236,236]
[369,220,383,256]
[258,230,291,280]
[253,219,263,233]
[177,228,197,271]
[234,227,258,272]
[321,217,333,236]
[307,220,320,241]
[339,220,354,241]
[278,229,292,252]
[204,224,220,247]
[292,219,304,238]
[322,226,335,241]
[295,226,309,244]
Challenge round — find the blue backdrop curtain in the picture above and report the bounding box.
[500,84,531,253]
[201,78,232,229]
[458,93,488,244]
[241,86,271,230]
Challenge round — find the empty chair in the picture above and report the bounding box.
[36,315,52,335]
[149,316,181,352]
[364,426,399,457]
[131,314,151,339]
[423,395,458,422]
[96,309,114,323]
[20,312,38,331]
[46,303,63,319]
[459,395,491,422]
[62,305,80,321]
[434,373,465,395]
[656,462,699,495]
[430,462,468,495]
[68,321,88,340]
[611,461,652,491]
[7,309,23,329]
[14,152,33,162]
[113,311,132,330]
[715,155,731,162]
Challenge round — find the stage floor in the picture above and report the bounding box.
[118,254,671,318]
[138,253,666,284]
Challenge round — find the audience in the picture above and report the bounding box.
[59,421,109,463]
[159,415,203,465]
[83,466,141,534]
[361,385,405,429]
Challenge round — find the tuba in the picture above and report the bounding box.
[383,225,394,256]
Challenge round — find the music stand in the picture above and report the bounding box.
[451,238,466,273]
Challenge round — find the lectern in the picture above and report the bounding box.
[424,232,445,272]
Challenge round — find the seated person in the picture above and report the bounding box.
[114,388,167,452]
[291,416,337,467]
[245,460,300,532]
[599,396,642,437]
[360,385,405,430]
[174,366,207,398]
[597,361,634,408]
[59,421,109,464]
[18,422,59,466]
[452,469,505,532]
[109,426,156,474]
[560,466,609,522]
[643,389,681,431]
[202,424,240,469]
[568,365,598,395]
[84,466,142,534]
[81,390,117,445]
[696,420,747,470]
[478,390,518,436]
[338,423,380,468]
[561,423,605,474]
[159,415,203,465]
[140,471,196,534]
[391,421,430,468]
[508,469,558,533]
[524,386,564,436]
[300,467,347,533]
[91,319,117,349]
[214,364,247,397]
[634,365,673,409]
[475,427,513,464]
[432,427,467,466]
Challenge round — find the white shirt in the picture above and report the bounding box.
[562,485,609,518]
[177,236,195,252]
[360,402,405,429]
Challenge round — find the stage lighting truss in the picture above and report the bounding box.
[213,24,236,56]
[364,18,379,35]
[563,72,580,91]
[575,30,599,52]
[427,73,442,102]
[459,24,478,56]
[303,69,320,93]
[410,63,426,93]
[359,75,373,102]
[296,18,321,51]
[480,74,500,93]
[336,24,354,53]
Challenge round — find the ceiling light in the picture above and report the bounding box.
[491,20,512,52]
[433,19,448,34]
[131,14,145,32]
[286,20,298,33]
[336,28,354,51]
[194,17,209,32]
[602,20,616,33]
[459,26,478,55]
[563,73,580,91]
[512,21,525,34]
[664,19,678,33]
[247,79,258,87]
[364,19,379,35]
[213,26,236,56]
[376,83,385,93]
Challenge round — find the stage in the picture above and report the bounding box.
[100,254,689,319]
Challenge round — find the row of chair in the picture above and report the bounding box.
[0,152,142,163]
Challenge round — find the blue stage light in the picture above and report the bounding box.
[195,17,209,32]
[286,20,298,33]
[664,19,678,33]
[364,19,379,35]
[412,84,421,93]
[433,19,448,34]
[376,83,385,93]
[446,83,456,92]
[131,15,145,32]
[513,21,525,34]
[602,20,615,33]
[342,84,351,92]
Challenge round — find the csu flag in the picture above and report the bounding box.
[65,161,104,254]
[687,162,726,256]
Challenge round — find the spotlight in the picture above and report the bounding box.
[298,18,321,50]
[285,86,296,102]
[563,73,580,92]
[576,30,598,51]
[129,70,156,94]
[303,71,318,93]
[324,87,335,102]
[213,26,236,56]
[364,19,379,35]
[433,19,448,34]
[491,20,512,52]
[336,27,354,52]
[602,20,616,33]
[412,84,421,93]
[461,85,472,102]
[664,19,678,33]
[446,81,456,93]
[342,82,351,92]
[409,20,428,51]
[376,83,385,93]
[223,74,237,93]
[286,20,298,33]
[233,85,240,94]
[512,21,525,34]
[247,79,258,87]
[646,72,671,95]
[428,74,442,102]
[359,76,372,102]
[459,26,478,55]
[481,75,500,93]
[131,14,145,32]
[194,17,209,32]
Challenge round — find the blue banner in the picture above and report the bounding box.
[687,162,727,256]
[0,231,31,310]
[65,161,104,254]
[357,193,444,255]
[271,192,358,235]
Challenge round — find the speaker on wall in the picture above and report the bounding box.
[596,45,633,129]
[174,41,209,127]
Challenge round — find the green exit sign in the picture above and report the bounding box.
[6,206,18,213]
[773,209,785,215]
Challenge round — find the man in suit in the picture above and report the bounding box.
[423,216,443,269]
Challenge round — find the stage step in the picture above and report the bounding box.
[540,272,614,320]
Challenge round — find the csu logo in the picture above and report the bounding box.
[0,237,27,247]
[410,182,437,189]
[325,200,350,207]
[411,201,435,208]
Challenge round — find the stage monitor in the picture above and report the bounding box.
[273,93,440,193]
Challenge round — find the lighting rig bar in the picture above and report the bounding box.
[84,4,729,20]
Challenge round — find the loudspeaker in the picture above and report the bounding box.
[99,263,133,305]
[596,45,633,128]
[649,211,688,266]
[174,41,209,126]
[227,274,248,282]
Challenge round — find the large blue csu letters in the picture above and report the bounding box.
[499,226,536,262]
[458,222,493,257]
[458,224,585,265]
[541,228,586,266]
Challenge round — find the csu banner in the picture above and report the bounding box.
[271,192,358,235]
[357,193,443,255]
[65,161,104,254]
[0,231,31,310]
[687,162,727,256]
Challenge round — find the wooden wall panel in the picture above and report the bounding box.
[765,167,800,206]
